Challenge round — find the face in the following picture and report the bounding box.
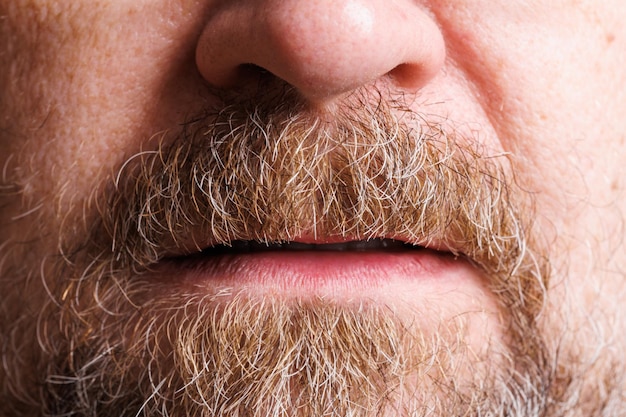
[1,0,625,415]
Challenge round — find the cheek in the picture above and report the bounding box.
[0,1,213,209]
[437,1,626,225]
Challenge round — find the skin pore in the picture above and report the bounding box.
[1,0,625,416]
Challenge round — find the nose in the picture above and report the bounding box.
[195,0,445,103]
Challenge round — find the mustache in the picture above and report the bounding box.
[80,88,547,313]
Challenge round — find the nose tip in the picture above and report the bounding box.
[195,0,445,102]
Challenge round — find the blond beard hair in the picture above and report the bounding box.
[1,87,622,416]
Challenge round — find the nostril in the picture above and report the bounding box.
[207,63,301,101]
[204,63,272,90]
[239,63,272,80]
[388,63,427,91]
[227,63,283,92]
[387,46,445,91]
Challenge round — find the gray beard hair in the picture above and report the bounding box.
[38,291,550,416]
[0,87,622,416]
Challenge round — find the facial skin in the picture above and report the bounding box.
[1,0,625,416]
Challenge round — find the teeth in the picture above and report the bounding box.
[208,238,413,254]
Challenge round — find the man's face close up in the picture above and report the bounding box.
[1,1,625,416]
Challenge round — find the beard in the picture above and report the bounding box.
[0,86,621,416]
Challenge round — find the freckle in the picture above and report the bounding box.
[606,33,615,44]
[611,179,620,191]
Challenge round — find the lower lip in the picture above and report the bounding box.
[158,249,482,299]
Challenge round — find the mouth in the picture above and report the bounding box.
[155,236,483,301]
[199,238,416,254]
